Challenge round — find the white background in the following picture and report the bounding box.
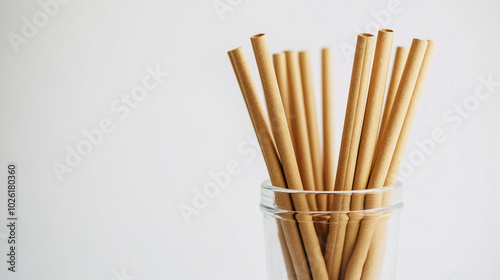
[1,0,499,279]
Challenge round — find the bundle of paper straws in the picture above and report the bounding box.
[227,30,435,280]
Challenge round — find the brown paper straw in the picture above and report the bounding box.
[277,224,298,280]
[228,48,287,193]
[285,50,318,209]
[228,48,303,279]
[360,50,411,279]
[334,37,375,280]
[322,48,336,194]
[273,53,293,132]
[367,38,428,192]
[359,217,389,280]
[352,29,394,193]
[322,50,336,249]
[359,185,396,280]
[299,51,323,195]
[324,33,374,280]
[342,35,375,193]
[343,39,429,280]
[330,33,375,195]
[385,40,436,186]
[299,50,329,252]
[341,29,394,278]
[378,47,409,148]
[251,33,328,280]
[360,42,435,279]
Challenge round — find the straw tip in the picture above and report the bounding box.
[251,33,266,39]
[228,46,242,55]
[412,38,428,43]
[359,33,375,38]
[410,38,429,49]
[379,29,394,34]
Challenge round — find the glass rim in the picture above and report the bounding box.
[260,180,402,195]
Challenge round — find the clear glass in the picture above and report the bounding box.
[260,181,403,280]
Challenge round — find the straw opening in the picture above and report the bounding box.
[359,33,374,37]
[251,33,265,38]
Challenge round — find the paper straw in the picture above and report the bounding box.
[228,47,304,279]
[324,33,374,280]
[285,50,318,209]
[228,49,286,187]
[341,29,394,279]
[361,41,435,280]
[342,35,375,193]
[335,37,375,280]
[321,48,335,248]
[378,47,409,149]
[385,40,436,186]
[343,39,429,280]
[251,34,328,280]
[359,217,390,280]
[277,225,298,280]
[273,53,293,132]
[367,38,428,192]
[322,48,336,195]
[299,51,323,195]
[299,50,329,253]
[228,48,287,190]
[352,29,394,193]
[359,185,396,280]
